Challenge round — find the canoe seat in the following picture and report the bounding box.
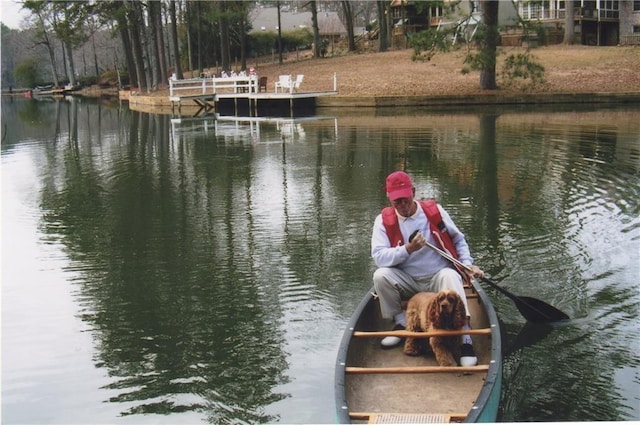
[367,412,464,423]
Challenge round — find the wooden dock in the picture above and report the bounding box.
[168,74,338,117]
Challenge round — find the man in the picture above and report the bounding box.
[371,171,484,366]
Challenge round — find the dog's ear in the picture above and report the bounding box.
[427,294,439,324]
[453,293,467,328]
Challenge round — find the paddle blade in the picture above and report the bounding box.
[514,296,570,323]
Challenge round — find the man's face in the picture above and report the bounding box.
[391,196,414,218]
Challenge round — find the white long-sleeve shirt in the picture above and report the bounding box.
[371,201,473,279]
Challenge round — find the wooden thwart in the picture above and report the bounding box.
[352,328,492,338]
[349,412,467,423]
[345,365,489,374]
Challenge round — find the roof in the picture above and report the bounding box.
[250,6,346,35]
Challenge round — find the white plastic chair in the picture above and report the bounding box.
[275,75,291,93]
[292,74,304,91]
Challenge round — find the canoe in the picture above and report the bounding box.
[335,279,502,423]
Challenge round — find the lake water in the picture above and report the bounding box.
[2,97,639,423]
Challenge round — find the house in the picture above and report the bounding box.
[390,0,517,47]
[514,0,640,45]
[390,0,640,46]
[316,11,348,43]
[250,6,347,42]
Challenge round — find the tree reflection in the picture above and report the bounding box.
[36,105,289,422]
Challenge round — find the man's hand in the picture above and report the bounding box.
[466,265,484,278]
[405,230,426,254]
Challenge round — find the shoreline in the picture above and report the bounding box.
[119,90,640,116]
[6,45,639,113]
[122,45,640,113]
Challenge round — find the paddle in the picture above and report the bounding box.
[411,232,570,323]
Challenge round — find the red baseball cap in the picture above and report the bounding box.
[386,171,414,200]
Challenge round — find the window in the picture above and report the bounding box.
[599,0,618,10]
[634,25,640,33]
[634,0,640,11]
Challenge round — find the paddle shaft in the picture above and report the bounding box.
[422,240,519,302]
[420,238,569,322]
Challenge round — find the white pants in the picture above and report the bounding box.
[373,267,470,320]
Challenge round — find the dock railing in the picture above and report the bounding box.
[169,75,258,99]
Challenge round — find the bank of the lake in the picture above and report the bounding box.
[119,45,640,112]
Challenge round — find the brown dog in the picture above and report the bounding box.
[403,290,467,366]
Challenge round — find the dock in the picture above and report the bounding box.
[168,74,338,117]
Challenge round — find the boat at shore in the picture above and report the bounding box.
[335,279,502,423]
[24,84,81,98]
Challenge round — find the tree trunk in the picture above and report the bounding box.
[147,1,160,89]
[46,41,60,87]
[125,0,147,92]
[91,33,100,76]
[150,0,168,86]
[219,2,231,72]
[118,19,137,88]
[64,40,76,86]
[22,3,58,86]
[563,0,575,45]
[238,2,248,70]
[342,1,356,52]
[169,0,183,79]
[277,1,283,64]
[196,1,202,73]
[377,1,388,52]
[479,0,499,90]
[186,2,193,72]
[310,1,321,58]
[41,23,61,86]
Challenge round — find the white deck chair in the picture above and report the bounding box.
[275,75,292,93]
[292,74,304,91]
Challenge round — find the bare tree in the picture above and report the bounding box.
[563,0,575,45]
[149,0,167,87]
[50,1,92,86]
[169,0,183,79]
[479,0,499,90]
[234,1,249,71]
[277,1,283,64]
[376,1,389,52]
[341,1,356,52]
[310,1,321,58]
[23,0,61,86]
[123,0,147,92]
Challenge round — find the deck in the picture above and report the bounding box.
[168,74,338,116]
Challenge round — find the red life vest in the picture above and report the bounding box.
[381,199,468,282]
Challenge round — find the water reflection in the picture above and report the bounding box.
[170,115,338,146]
[2,97,639,423]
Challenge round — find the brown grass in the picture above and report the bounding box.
[237,44,640,97]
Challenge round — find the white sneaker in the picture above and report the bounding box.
[460,343,478,366]
[380,324,405,349]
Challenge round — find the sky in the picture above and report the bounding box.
[1,0,29,29]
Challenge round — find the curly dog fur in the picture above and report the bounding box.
[403,290,467,366]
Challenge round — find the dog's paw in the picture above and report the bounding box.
[403,348,420,357]
[435,353,457,367]
[403,341,420,356]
